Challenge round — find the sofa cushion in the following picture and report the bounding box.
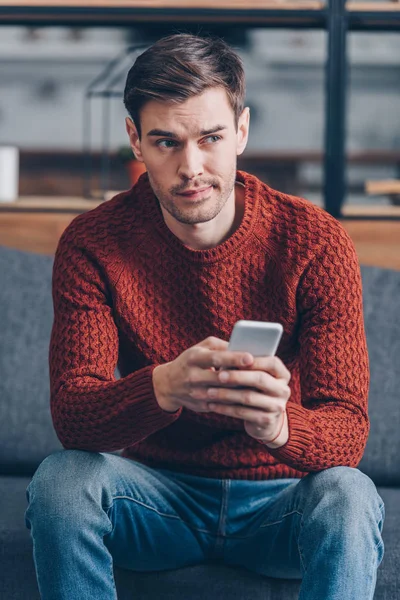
[358,266,400,486]
[0,246,62,475]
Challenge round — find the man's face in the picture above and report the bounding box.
[126,87,249,225]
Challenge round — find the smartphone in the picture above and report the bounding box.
[228,320,283,357]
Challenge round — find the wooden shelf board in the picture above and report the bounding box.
[342,204,400,217]
[365,180,400,196]
[0,196,103,212]
[347,2,400,13]
[0,1,325,9]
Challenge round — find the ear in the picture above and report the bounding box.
[236,107,250,157]
[125,117,144,163]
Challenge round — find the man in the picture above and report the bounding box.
[25,33,385,599]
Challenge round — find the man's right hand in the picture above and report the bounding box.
[152,336,254,413]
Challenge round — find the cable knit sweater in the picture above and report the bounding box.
[49,170,370,480]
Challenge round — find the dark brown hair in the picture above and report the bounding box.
[123,33,245,139]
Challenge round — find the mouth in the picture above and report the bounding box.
[177,186,213,200]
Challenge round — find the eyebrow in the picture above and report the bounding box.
[146,125,227,139]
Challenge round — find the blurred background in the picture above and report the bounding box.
[0,0,399,264]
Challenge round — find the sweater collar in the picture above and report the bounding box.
[134,170,262,264]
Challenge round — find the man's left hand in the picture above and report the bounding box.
[202,356,291,445]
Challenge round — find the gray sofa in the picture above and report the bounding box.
[0,243,399,600]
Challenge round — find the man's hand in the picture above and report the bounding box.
[152,336,254,414]
[152,337,291,448]
[201,355,291,448]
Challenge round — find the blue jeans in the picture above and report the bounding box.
[24,449,385,600]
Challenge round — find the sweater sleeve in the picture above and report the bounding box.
[49,225,182,453]
[266,223,370,471]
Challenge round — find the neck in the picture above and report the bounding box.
[160,181,246,251]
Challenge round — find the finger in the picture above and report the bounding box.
[197,336,229,351]
[207,402,279,425]
[206,387,278,409]
[188,369,224,388]
[190,347,254,371]
[244,356,291,382]
[216,368,284,396]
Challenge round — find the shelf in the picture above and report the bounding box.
[347,2,400,12]
[0,1,327,27]
[365,180,400,196]
[0,196,102,213]
[347,1,400,30]
[0,0,324,8]
[341,204,400,218]
[1,1,399,29]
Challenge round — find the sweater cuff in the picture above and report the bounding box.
[265,401,314,465]
[127,364,183,434]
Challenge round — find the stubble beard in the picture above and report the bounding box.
[147,166,237,225]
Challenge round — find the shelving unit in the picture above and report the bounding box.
[0,1,399,218]
[0,1,327,28]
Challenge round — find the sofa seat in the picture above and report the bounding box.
[1,475,398,600]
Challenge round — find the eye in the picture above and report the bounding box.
[156,139,178,148]
[203,135,221,144]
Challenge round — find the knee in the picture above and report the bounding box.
[26,449,111,514]
[301,466,384,519]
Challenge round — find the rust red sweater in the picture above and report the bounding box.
[49,170,370,480]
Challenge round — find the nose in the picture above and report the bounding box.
[177,143,204,180]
